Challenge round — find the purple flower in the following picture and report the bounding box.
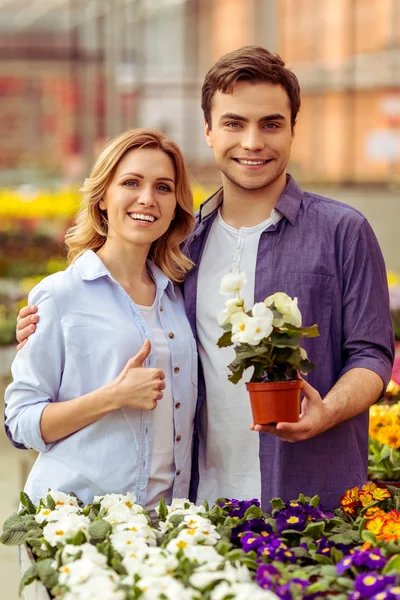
[255,563,280,590]
[337,554,354,575]
[217,498,260,518]
[240,532,267,552]
[276,579,309,600]
[275,507,307,532]
[231,518,273,542]
[354,573,396,598]
[337,549,388,575]
[258,539,296,563]
[353,549,388,571]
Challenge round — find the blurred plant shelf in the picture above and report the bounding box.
[20,545,50,600]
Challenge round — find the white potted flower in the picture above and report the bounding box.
[217,272,319,424]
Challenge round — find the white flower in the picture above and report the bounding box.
[211,581,278,600]
[58,557,106,586]
[231,312,250,343]
[265,292,292,314]
[43,514,90,547]
[47,490,81,510]
[137,575,196,600]
[62,572,124,600]
[264,292,302,328]
[245,315,273,345]
[217,298,244,326]
[61,543,108,567]
[286,297,302,327]
[182,545,223,570]
[190,562,251,590]
[219,272,247,295]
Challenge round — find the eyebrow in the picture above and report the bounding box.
[220,112,286,123]
[119,172,175,183]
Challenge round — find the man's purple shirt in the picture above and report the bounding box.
[183,175,394,510]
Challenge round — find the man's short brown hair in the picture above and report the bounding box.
[202,45,301,129]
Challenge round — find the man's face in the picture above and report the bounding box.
[205,81,295,193]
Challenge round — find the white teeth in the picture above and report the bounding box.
[237,159,267,165]
[129,213,155,222]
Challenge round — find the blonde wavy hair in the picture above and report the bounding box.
[65,129,195,282]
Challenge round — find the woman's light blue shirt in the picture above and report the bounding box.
[5,250,198,506]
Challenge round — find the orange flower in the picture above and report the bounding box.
[365,514,386,535]
[359,482,391,506]
[364,506,386,519]
[340,486,360,514]
[377,517,400,541]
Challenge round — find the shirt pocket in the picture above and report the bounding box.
[257,271,335,367]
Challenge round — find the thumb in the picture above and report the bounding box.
[130,339,151,368]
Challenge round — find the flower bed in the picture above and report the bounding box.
[1,485,400,600]
[369,403,400,483]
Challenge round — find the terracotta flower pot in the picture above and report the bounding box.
[373,479,400,489]
[246,379,302,425]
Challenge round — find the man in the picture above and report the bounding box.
[15,46,394,510]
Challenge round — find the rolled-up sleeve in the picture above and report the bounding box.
[339,218,394,389]
[5,280,65,452]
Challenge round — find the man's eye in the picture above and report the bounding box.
[265,123,278,129]
[226,122,241,128]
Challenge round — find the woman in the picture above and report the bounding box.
[5,129,198,509]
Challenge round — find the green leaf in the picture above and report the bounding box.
[310,495,320,508]
[18,564,39,595]
[66,530,87,546]
[383,554,400,574]
[244,506,263,520]
[270,498,286,512]
[301,324,320,338]
[217,331,233,348]
[361,530,377,544]
[88,520,111,544]
[2,513,23,532]
[37,558,59,589]
[20,492,36,515]
[336,577,355,589]
[227,364,245,385]
[0,528,28,546]
[46,494,56,511]
[157,497,168,521]
[303,521,326,540]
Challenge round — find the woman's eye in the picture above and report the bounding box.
[124,180,138,187]
[157,184,171,192]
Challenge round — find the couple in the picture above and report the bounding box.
[6,46,394,511]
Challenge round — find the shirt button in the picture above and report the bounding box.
[176,435,181,442]
[168,332,175,339]
[159,306,163,312]
[174,367,180,374]
[175,402,181,409]
[176,469,181,476]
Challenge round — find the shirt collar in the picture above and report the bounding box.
[75,250,176,300]
[198,174,303,226]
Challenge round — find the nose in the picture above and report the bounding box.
[241,127,265,152]
[137,186,156,207]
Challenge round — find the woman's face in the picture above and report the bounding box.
[100,147,177,250]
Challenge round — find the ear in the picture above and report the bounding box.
[291,124,296,142]
[204,119,213,148]
[99,198,106,210]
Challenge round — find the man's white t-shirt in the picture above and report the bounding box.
[196,208,282,504]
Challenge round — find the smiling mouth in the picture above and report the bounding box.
[234,158,272,166]
[128,213,157,223]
